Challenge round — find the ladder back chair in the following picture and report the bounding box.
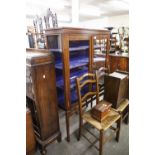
[76,73,121,155]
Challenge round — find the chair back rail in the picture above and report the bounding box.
[76,73,99,115]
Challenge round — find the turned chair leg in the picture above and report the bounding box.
[116,117,122,142]
[78,117,83,141]
[99,130,104,155]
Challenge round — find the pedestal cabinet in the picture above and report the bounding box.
[45,27,110,141]
[26,49,61,155]
[104,72,129,108]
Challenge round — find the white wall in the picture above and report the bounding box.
[79,14,129,29]
[26,14,129,29]
[107,14,129,27]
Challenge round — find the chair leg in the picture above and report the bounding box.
[91,97,93,108]
[66,111,70,142]
[40,146,47,155]
[124,106,129,124]
[124,114,129,124]
[116,117,122,142]
[78,117,83,141]
[99,130,104,155]
[57,132,62,143]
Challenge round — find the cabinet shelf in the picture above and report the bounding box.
[55,57,89,69]
[50,45,89,53]
[94,44,106,49]
[56,67,88,89]
[94,57,105,62]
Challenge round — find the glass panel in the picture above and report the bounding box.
[69,40,89,105]
[93,35,108,69]
[49,35,65,108]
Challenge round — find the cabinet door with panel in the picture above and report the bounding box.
[109,55,129,73]
[117,57,129,72]
[109,56,118,73]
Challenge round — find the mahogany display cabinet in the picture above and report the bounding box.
[45,27,110,142]
[26,49,61,154]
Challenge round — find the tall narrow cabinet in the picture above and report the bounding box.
[26,49,61,154]
[45,27,110,141]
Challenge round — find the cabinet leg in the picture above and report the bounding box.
[66,111,70,142]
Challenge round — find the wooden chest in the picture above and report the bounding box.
[91,101,112,122]
[26,49,61,154]
[26,108,36,155]
[104,72,129,108]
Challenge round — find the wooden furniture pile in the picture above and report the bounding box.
[26,27,129,155]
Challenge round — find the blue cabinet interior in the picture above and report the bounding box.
[49,36,90,109]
